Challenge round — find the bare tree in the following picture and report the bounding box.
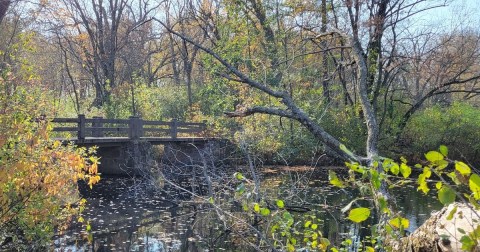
[45,0,161,107]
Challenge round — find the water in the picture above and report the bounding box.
[53,167,442,251]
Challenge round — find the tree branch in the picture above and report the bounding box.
[154,17,285,99]
[224,106,296,120]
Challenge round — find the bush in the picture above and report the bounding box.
[0,72,99,249]
[402,102,480,166]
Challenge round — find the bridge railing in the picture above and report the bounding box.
[51,115,206,140]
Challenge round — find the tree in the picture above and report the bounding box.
[0,0,10,24]
[45,0,162,107]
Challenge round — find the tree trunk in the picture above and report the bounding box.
[0,0,10,25]
[391,203,480,252]
[321,0,330,103]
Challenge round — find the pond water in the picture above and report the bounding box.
[53,166,442,251]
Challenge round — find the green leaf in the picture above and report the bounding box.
[348,207,371,223]
[439,145,448,156]
[425,151,444,162]
[286,243,295,252]
[371,169,381,190]
[290,237,297,245]
[400,163,411,178]
[435,181,443,190]
[253,203,260,213]
[276,200,284,209]
[320,237,330,247]
[329,170,345,188]
[435,160,449,170]
[271,224,279,233]
[234,172,244,180]
[417,173,430,194]
[331,248,339,252]
[209,197,215,204]
[304,220,312,228]
[311,223,318,230]
[339,144,354,158]
[366,246,375,252]
[423,167,432,178]
[455,161,471,176]
[283,211,293,222]
[236,183,245,194]
[389,217,409,229]
[260,208,271,216]
[390,162,400,175]
[460,235,475,251]
[448,171,461,185]
[438,186,456,205]
[446,205,457,220]
[469,174,480,200]
[346,162,365,174]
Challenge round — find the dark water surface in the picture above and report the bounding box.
[53,167,442,251]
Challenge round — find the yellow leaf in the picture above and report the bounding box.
[455,161,471,176]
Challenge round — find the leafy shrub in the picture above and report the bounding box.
[402,102,480,166]
[0,72,99,249]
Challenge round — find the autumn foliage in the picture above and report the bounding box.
[0,71,99,248]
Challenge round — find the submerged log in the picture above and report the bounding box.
[393,203,480,251]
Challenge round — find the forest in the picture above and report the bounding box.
[0,0,480,251]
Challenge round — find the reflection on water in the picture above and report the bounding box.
[54,168,442,251]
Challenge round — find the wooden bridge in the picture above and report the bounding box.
[51,115,212,146]
[50,115,223,175]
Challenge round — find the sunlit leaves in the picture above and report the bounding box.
[345,162,365,174]
[417,167,432,194]
[439,145,448,156]
[455,161,471,176]
[389,217,409,229]
[469,174,480,200]
[260,208,271,216]
[347,208,370,223]
[276,200,284,209]
[425,151,444,162]
[304,220,312,228]
[0,81,99,245]
[253,203,260,213]
[400,163,412,178]
[234,172,244,180]
[329,170,345,188]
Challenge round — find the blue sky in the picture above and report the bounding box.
[413,0,480,31]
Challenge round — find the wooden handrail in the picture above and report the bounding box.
[49,115,206,140]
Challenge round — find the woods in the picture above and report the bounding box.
[1,0,478,163]
[1,0,480,251]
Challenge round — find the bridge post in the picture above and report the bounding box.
[170,119,178,139]
[92,116,104,137]
[128,116,143,140]
[78,114,85,141]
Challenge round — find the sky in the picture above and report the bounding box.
[413,0,480,32]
